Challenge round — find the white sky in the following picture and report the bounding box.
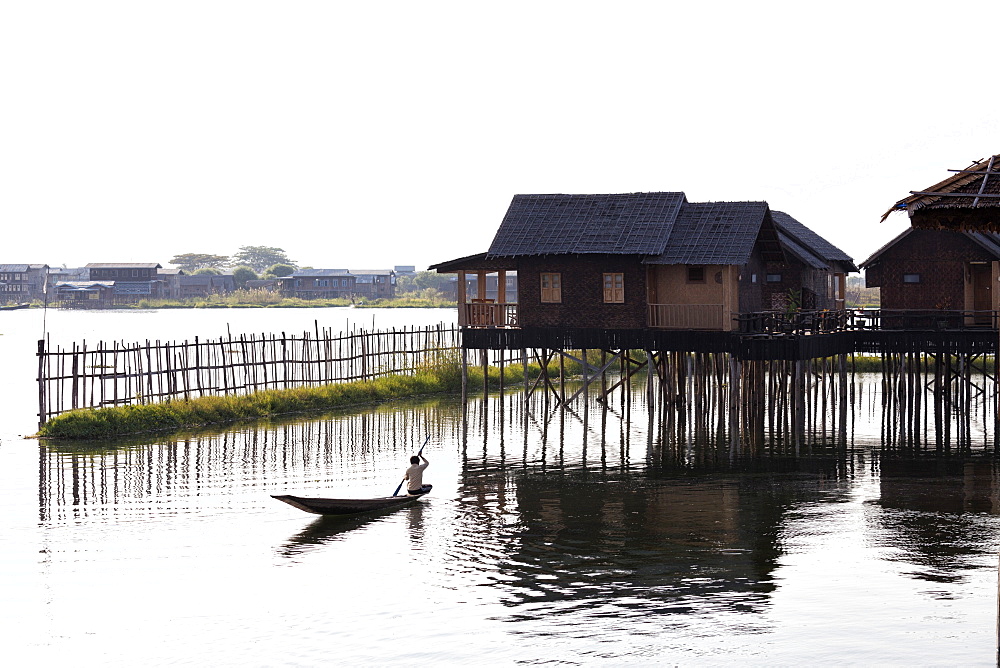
[2,1,997,272]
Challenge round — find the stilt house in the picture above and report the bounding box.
[861,229,1000,325]
[878,152,1000,326]
[431,193,854,343]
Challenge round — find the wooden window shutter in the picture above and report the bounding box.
[541,272,561,303]
[603,273,624,303]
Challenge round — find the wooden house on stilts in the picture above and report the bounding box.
[431,192,858,445]
[431,192,855,351]
[874,153,1000,327]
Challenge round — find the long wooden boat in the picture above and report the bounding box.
[272,485,432,516]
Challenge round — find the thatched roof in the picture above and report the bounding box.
[881,153,1000,230]
[487,193,687,257]
[644,202,782,265]
[432,192,850,272]
[772,211,858,271]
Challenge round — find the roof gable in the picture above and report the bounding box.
[771,211,857,270]
[859,227,1000,268]
[777,232,827,269]
[487,192,687,257]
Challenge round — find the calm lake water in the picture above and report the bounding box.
[1,308,999,665]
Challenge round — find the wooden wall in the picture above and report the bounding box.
[864,230,996,311]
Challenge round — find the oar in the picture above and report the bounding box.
[392,436,431,496]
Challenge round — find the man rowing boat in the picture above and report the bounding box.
[404,452,430,496]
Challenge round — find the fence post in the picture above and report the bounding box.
[37,338,47,428]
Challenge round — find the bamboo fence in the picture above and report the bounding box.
[37,323,460,424]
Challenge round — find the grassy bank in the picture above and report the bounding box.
[127,291,453,309]
[37,366,468,440]
[36,355,584,440]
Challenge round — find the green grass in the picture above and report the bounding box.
[126,292,454,309]
[36,353,588,440]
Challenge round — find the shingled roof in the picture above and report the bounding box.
[881,153,1000,231]
[486,193,687,257]
[432,192,852,272]
[644,202,780,265]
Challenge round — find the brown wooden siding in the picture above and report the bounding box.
[515,255,647,329]
[865,230,996,311]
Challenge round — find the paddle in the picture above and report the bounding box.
[392,436,431,496]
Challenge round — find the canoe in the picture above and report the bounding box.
[272,485,432,516]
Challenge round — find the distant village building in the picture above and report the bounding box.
[86,263,165,303]
[280,269,396,300]
[431,193,853,332]
[157,268,185,299]
[280,269,356,299]
[52,281,116,308]
[0,264,49,303]
[179,273,237,297]
[351,269,396,299]
[47,267,89,284]
[245,278,279,291]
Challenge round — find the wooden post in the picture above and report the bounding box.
[37,339,47,427]
[794,360,805,454]
[838,353,848,446]
[457,270,467,326]
[645,350,655,413]
[477,271,487,300]
[728,356,739,452]
[461,347,468,403]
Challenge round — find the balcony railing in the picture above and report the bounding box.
[457,305,1000,334]
[461,301,519,328]
[648,304,727,330]
[738,309,1000,336]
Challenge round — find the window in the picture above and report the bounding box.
[903,273,921,284]
[603,273,624,303]
[687,266,706,283]
[132,270,139,277]
[766,273,782,283]
[540,272,561,303]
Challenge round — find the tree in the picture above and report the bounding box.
[193,267,221,275]
[232,266,259,289]
[169,253,230,272]
[412,271,452,292]
[230,246,295,273]
[266,263,295,278]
